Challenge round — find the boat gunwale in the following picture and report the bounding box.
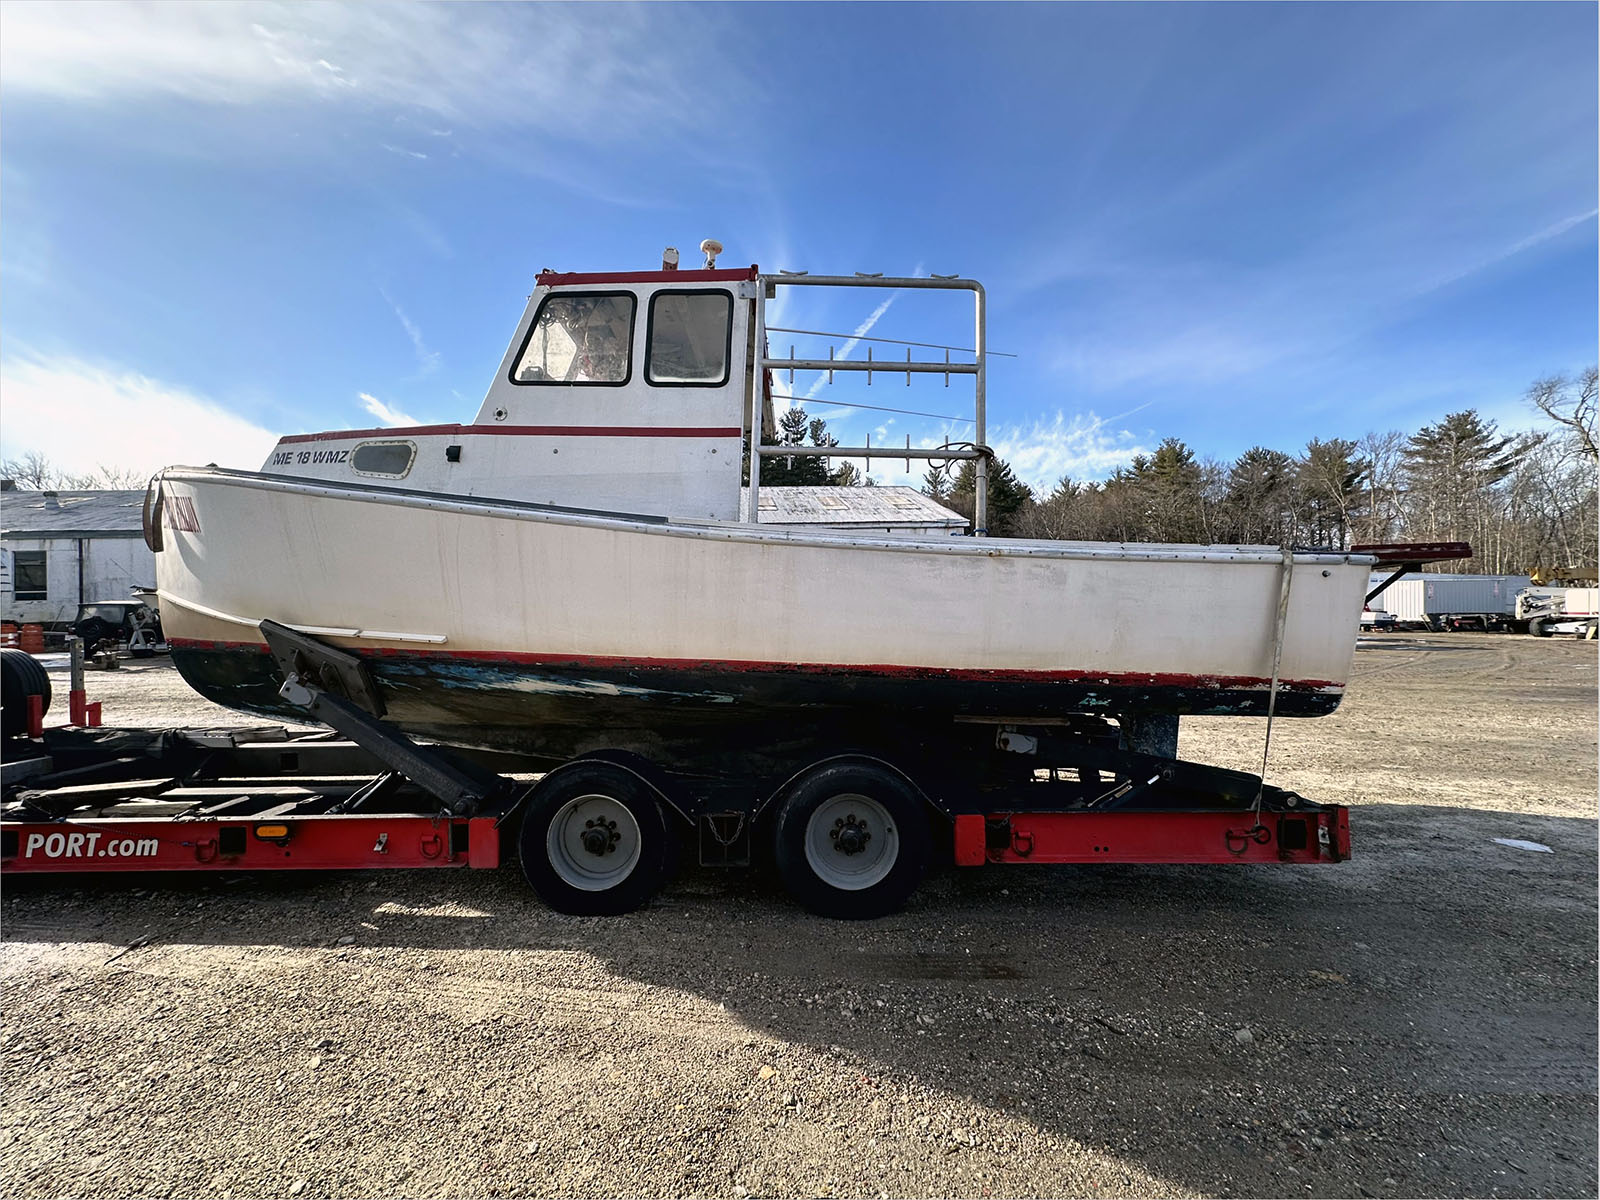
[157,466,1378,567]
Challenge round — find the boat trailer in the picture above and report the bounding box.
[2,622,1349,918]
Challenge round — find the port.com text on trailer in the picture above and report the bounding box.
[23,833,159,859]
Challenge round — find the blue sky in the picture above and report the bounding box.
[1,1,1595,489]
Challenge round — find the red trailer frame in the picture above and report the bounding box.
[4,803,1346,877]
[2,611,1359,912]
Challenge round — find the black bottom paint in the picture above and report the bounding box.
[171,646,1341,772]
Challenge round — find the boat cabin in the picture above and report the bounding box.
[260,247,990,528]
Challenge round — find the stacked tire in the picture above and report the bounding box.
[0,648,52,740]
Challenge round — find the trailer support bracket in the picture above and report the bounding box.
[260,620,504,816]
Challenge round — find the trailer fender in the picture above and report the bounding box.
[763,751,949,831]
[502,751,695,829]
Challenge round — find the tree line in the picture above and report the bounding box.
[9,365,1595,574]
[0,451,146,491]
[779,367,1598,574]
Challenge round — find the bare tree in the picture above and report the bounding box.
[1354,430,1406,545]
[1,454,147,490]
[1527,367,1598,464]
[0,451,57,490]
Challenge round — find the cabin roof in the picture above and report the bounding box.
[536,266,759,288]
[0,490,148,539]
[744,486,966,527]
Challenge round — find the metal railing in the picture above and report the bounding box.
[746,274,991,535]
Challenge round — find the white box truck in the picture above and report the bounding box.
[1370,574,1530,631]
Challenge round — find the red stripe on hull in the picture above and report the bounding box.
[166,637,1342,694]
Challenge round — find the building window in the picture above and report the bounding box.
[13,550,46,601]
[647,291,733,385]
[511,292,635,385]
[351,441,417,478]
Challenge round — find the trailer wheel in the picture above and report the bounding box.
[772,762,930,920]
[1529,618,1548,638]
[518,764,672,916]
[1,649,52,739]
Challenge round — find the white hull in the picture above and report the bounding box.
[151,468,1371,758]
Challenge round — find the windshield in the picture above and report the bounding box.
[513,293,635,385]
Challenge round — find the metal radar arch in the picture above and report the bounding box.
[745,274,991,534]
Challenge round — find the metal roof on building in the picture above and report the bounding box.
[744,486,966,527]
[0,490,148,539]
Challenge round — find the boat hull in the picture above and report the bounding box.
[153,469,1372,760]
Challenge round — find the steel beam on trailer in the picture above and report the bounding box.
[1351,542,1474,604]
[951,808,1350,867]
[259,620,507,816]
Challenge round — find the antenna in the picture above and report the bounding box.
[700,238,723,269]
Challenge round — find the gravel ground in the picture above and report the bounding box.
[2,633,1595,1199]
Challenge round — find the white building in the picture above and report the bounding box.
[0,488,154,626]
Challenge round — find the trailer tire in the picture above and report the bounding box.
[1529,618,1548,638]
[517,764,673,916]
[772,762,929,920]
[0,649,52,739]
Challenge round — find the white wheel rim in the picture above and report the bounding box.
[545,794,643,892]
[803,792,899,891]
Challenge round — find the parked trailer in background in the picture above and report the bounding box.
[1371,574,1529,631]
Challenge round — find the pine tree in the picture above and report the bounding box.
[1401,410,1540,554]
[1223,447,1297,544]
[761,406,834,486]
[950,456,1034,536]
[1297,438,1367,549]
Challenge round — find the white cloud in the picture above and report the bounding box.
[860,409,1146,492]
[986,410,1149,489]
[1416,206,1600,298]
[358,392,418,428]
[379,287,440,375]
[0,2,739,140]
[0,353,278,476]
[802,294,899,401]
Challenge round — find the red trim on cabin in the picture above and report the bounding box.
[536,266,759,287]
[167,637,1343,693]
[276,424,743,445]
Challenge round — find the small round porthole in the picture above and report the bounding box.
[351,440,417,478]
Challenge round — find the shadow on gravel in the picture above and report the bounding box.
[5,802,1597,1198]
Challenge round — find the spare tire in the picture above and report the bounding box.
[1,648,53,739]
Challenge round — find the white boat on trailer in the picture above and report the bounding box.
[150,247,1373,748]
[133,241,1412,916]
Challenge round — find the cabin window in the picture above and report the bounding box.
[647,290,733,385]
[12,550,46,601]
[512,292,635,386]
[351,441,417,478]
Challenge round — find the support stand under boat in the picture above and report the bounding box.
[258,620,509,817]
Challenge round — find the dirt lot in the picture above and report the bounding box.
[2,633,1595,1199]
